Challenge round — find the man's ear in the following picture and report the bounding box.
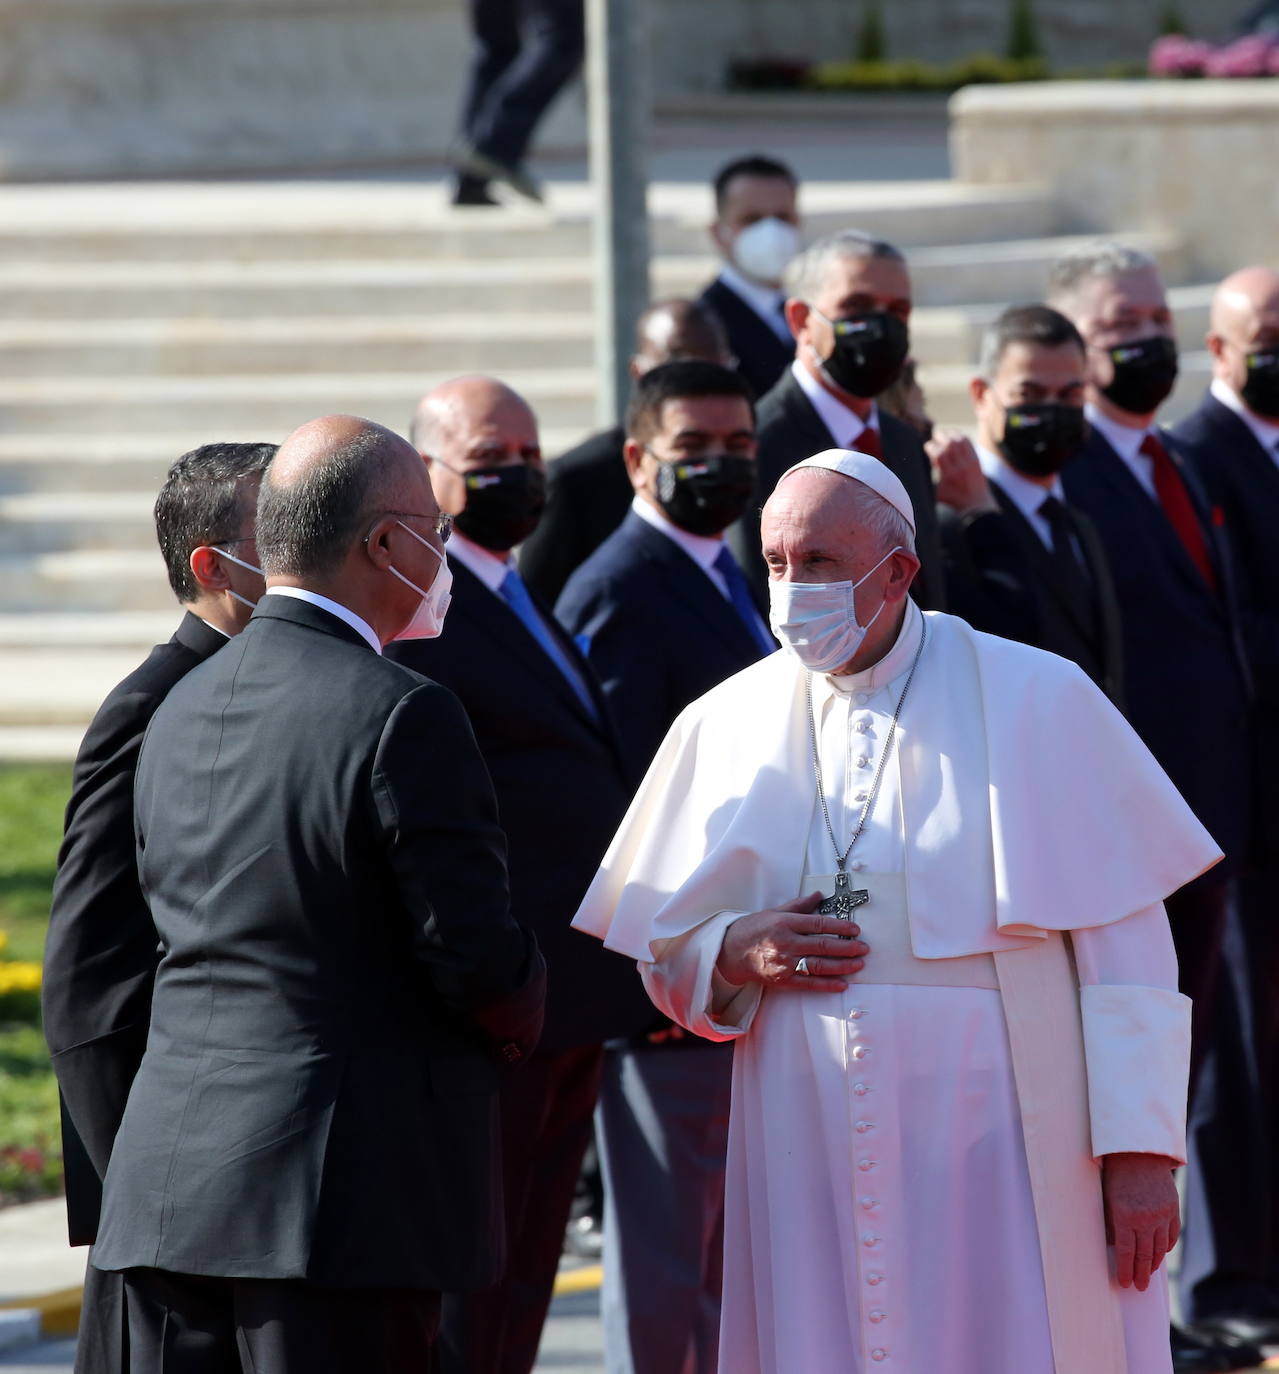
[784,298,807,344]
[362,514,399,572]
[969,375,989,408]
[622,439,647,492]
[1205,332,1226,363]
[189,546,231,595]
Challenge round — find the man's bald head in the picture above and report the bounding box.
[257,415,428,579]
[631,299,732,378]
[1207,266,1279,417]
[410,376,538,459]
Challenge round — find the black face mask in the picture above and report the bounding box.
[998,403,1089,478]
[1240,349,1279,420]
[453,464,546,552]
[653,452,755,537]
[816,310,910,399]
[1100,335,1179,415]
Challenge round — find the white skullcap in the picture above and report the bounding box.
[778,448,916,533]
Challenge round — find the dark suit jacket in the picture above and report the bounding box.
[92,596,545,1291]
[387,559,655,1049]
[727,367,947,611]
[43,610,228,1247]
[1062,427,1254,861]
[518,425,630,607]
[1172,391,1279,849]
[698,276,792,401]
[939,483,1125,706]
[555,511,772,780]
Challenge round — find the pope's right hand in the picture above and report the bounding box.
[715,892,868,993]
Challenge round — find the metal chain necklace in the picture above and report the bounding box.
[805,616,928,916]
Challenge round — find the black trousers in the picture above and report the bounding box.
[433,1042,603,1374]
[460,0,585,166]
[90,1268,439,1374]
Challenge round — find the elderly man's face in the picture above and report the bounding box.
[1068,267,1174,392]
[426,393,542,520]
[1209,278,1279,406]
[790,254,912,378]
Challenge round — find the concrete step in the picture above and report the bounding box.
[0,180,1061,260]
[0,232,1187,322]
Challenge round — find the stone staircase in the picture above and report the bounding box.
[0,177,1214,757]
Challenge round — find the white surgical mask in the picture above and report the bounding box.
[210,546,263,611]
[732,217,801,287]
[389,522,453,640]
[768,546,902,673]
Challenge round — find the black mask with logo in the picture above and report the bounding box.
[1100,335,1179,415]
[453,464,546,552]
[998,403,1090,478]
[653,453,755,538]
[1241,348,1279,420]
[817,310,910,399]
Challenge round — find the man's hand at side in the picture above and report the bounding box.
[1102,1151,1181,1291]
[716,892,868,993]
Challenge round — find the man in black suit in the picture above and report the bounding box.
[519,298,732,607]
[1169,266,1279,1351]
[933,304,1124,704]
[1050,244,1259,1374]
[88,415,545,1373]
[729,229,946,609]
[43,440,275,1374]
[388,376,652,1374]
[698,154,801,401]
[556,361,772,1374]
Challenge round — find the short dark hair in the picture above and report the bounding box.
[154,442,277,603]
[625,361,757,447]
[713,154,797,213]
[255,426,403,579]
[979,304,1087,379]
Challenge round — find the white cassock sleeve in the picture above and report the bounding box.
[1072,901,1191,1164]
[639,911,763,1043]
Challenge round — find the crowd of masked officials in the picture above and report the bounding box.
[41,151,1279,1374]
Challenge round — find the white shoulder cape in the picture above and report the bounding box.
[574,610,1222,962]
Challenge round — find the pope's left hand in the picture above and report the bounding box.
[1101,1151,1181,1291]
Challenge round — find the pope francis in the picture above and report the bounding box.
[573,450,1220,1374]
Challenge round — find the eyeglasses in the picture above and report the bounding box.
[376,511,453,544]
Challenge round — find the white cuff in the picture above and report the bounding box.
[1081,983,1191,1163]
[640,911,762,1042]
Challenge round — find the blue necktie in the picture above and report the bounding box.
[713,546,775,656]
[499,568,598,721]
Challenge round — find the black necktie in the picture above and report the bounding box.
[1038,496,1095,625]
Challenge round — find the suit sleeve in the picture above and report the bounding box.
[938,506,1041,645]
[372,682,545,1057]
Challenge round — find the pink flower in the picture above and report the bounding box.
[1149,35,1215,77]
[1203,35,1277,78]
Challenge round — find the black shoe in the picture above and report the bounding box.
[1193,1311,1279,1350]
[1171,1322,1234,1373]
[451,173,498,207]
[563,1213,603,1260]
[456,148,544,204]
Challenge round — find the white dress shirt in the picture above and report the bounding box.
[1085,404,1159,501]
[976,444,1067,551]
[631,495,731,596]
[1210,377,1279,471]
[263,586,382,654]
[792,360,880,451]
[445,528,512,594]
[717,265,792,344]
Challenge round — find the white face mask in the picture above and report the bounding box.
[388,521,453,640]
[768,546,902,673]
[731,216,801,287]
[210,546,263,611]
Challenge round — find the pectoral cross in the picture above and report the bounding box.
[818,870,869,919]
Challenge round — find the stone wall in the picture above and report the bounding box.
[951,80,1279,278]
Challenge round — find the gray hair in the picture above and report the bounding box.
[800,467,917,557]
[783,230,906,303]
[256,427,404,579]
[1046,240,1159,307]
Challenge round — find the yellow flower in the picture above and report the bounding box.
[0,962,41,995]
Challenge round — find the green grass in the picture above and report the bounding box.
[0,764,72,1204]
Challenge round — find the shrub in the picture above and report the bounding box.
[857,0,887,63]
[1006,0,1044,62]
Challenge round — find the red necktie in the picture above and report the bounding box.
[1140,433,1217,592]
[853,426,882,460]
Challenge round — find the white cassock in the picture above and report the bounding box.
[574,602,1222,1374]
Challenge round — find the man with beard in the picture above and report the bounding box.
[1050,243,1259,1374]
[931,304,1124,705]
[556,360,772,1374]
[388,376,650,1374]
[727,229,945,609]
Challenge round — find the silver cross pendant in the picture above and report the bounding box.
[818,869,869,919]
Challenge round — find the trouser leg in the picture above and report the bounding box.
[435,1043,604,1374]
[73,1259,129,1374]
[468,0,585,166]
[459,0,523,142]
[597,1042,732,1374]
[118,1269,240,1374]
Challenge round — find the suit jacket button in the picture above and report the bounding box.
[501,1043,522,1063]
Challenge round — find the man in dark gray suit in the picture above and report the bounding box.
[88,415,545,1373]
